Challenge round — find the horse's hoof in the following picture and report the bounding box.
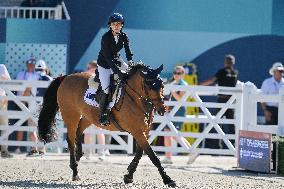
[167,181,177,188]
[164,179,176,188]
[123,175,133,184]
[72,175,81,181]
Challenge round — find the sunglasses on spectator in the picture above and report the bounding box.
[173,71,183,75]
[87,67,95,70]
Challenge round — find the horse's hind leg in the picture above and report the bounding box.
[124,144,143,184]
[75,121,84,162]
[75,117,91,162]
[63,111,81,181]
[134,134,176,187]
[66,135,80,181]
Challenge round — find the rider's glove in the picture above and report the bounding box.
[128,60,134,66]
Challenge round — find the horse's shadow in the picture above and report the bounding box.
[0,180,112,188]
[164,164,283,181]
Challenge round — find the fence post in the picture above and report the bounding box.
[241,82,258,131]
[127,134,133,154]
[234,82,244,157]
[278,87,284,136]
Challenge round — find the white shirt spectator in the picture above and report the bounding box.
[261,76,284,107]
[16,71,39,96]
[16,71,39,81]
[0,64,11,96]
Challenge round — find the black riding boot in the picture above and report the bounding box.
[99,92,110,126]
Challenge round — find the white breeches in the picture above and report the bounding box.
[98,59,128,94]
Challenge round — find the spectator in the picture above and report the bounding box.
[201,54,238,148]
[35,59,53,96]
[84,60,110,160]
[14,57,41,156]
[201,54,238,88]
[161,66,198,164]
[261,62,284,125]
[0,64,13,158]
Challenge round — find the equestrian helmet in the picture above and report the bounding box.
[108,13,124,25]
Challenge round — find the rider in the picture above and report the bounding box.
[97,13,134,126]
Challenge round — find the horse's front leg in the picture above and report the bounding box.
[134,134,176,188]
[124,144,143,184]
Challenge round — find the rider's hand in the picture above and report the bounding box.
[128,60,134,66]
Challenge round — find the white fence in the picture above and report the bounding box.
[0,2,70,20]
[0,80,283,156]
[151,84,243,156]
[241,84,284,135]
[0,80,133,154]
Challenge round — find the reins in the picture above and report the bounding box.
[114,78,156,128]
[125,81,154,128]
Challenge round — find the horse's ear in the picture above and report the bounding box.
[155,64,163,74]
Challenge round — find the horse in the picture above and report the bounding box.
[37,63,177,187]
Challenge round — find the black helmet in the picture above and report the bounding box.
[108,13,124,25]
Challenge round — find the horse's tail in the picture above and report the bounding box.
[38,75,67,143]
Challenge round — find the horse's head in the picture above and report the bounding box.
[128,63,165,116]
[141,64,165,115]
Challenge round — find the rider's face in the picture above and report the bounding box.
[110,22,123,35]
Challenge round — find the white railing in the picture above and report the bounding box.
[151,84,243,156]
[150,82,284,156]
[0,80,133,154]
[241,83,284,135]
[0,2,69,20]
[0,80,283,156]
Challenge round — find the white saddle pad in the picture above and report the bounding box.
[84,75,122,109]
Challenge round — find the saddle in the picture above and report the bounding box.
[84,70,126,131]
[84,69,123,109]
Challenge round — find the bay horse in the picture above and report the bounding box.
[38,63,177,187]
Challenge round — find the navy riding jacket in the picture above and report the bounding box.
[97,30,133,74]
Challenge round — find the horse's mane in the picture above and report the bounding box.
[127,62,163,91]
[127,62,149,77]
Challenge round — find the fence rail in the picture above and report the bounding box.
[0,80,283,156]
[0,2,69,20]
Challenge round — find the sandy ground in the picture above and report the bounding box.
[0,154,283,189]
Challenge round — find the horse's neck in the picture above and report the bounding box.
[125,74,144,109]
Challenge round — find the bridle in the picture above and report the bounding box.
[114,71,164,127]
[142,77,164,106]
[125,79,162,111]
